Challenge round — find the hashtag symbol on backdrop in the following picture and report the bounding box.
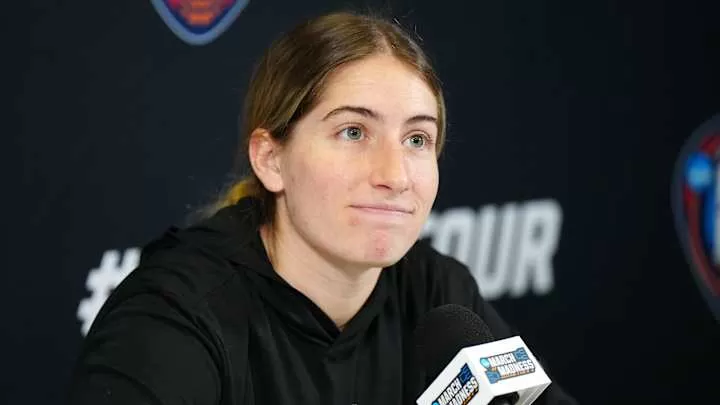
[77,248,141,336]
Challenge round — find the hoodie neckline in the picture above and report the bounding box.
[194,197,392,355]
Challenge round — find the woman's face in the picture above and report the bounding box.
[274,54,440,270]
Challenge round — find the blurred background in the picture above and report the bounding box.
[7,0,720,404]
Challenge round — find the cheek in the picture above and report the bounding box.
[285,149,351,206]
[412,159,440,200]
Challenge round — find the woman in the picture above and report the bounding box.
[68,11,577,405]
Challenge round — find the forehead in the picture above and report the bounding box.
[314,54,438,116]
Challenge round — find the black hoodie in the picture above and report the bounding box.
[68,197,578,405]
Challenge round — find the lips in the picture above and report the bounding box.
[350,204,414,215]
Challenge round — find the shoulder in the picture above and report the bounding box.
[91,203,262,333]
[115,226,241,306]
[71,224,240,405]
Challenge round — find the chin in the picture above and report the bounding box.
[361,256,400,269]
[357,238,413,268]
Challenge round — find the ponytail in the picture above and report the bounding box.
[218,177,259,209]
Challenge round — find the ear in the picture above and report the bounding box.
[248,128,285,193]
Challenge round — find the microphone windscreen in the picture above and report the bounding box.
[413,304,495,384]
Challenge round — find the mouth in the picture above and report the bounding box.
[350,204,414,215]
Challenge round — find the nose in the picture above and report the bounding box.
[369,143,410,193]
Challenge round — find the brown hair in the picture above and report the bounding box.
[206,10,446,222]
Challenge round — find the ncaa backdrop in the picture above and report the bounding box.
[7,1,720,404]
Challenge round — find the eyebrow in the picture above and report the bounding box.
[321,105,437,125]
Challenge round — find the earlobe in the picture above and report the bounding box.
[248,128,284,193]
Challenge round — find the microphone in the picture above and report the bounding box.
[413,304,551,405]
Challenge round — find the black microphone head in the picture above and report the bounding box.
[413,304,495,384]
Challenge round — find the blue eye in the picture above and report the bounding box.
[405,134,427,149]
[340,126,364,141]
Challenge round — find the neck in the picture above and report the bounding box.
[259,219,381,331]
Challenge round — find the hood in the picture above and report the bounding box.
[144,196,392,358]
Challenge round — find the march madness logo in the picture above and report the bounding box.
[432,364,479,405]
[672,113,720,322]
[479,348,535,384]
[151,0,249,45]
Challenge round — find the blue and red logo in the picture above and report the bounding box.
[151,0,249,45]
[672,113,720,322]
